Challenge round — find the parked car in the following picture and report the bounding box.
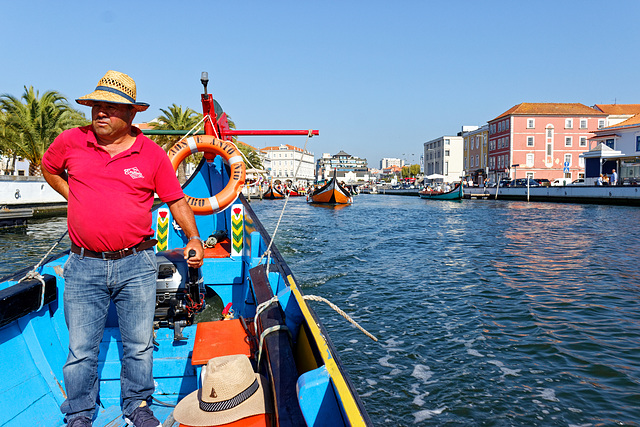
[569,178,585,185]
[486,181,497,188]
[534,178,551,186]
[499,179,512,187]
[552,178,571,186]
[511,178,540,187]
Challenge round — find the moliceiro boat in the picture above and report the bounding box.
[419,181,463,200]
[308,169,353,204]
[0,74,372,426]
[262,182,286,199]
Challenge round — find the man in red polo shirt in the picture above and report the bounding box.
[42,70,204,427]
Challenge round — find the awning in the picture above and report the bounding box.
[588,133,619,140]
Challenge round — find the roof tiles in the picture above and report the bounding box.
[593,104,640,115]
[492,103,604,121]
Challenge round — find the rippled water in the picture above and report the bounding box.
[250,196,640,426]
[3,197,640,425]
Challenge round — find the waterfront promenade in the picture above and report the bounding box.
[361,184,640,205]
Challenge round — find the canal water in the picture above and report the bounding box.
[2,195,639,426]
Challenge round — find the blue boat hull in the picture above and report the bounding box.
[0,154,371,426]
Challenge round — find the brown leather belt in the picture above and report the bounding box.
[70,239,158,260]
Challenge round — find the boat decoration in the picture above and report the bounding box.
[0,73,373,426]
[419,181,463,200]
[308,169,353,204]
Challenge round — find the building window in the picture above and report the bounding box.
[475,155,479,167]
[527,119,535,128]
[565,136,572,147]
[598,119,605,129]
[444,161,448,174]
[579,136,587,147]
[580,119,587,129]
[636,136,640,152]
[445,150,450,156]
[547,128,553,138]
[527,136,534,147]
[564,153,572,167]
[526,153,534,167]
[565,118,573,129]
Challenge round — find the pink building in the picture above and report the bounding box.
[487,103,607,183]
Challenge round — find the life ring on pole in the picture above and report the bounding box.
[168,135,246,215]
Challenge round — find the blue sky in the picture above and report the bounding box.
[3,0,640,167]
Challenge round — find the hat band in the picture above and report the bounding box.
[198,379,259,413]
[95,85,136,103]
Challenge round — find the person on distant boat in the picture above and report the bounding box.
[603,174,610,185]
[611,169,618,185]
[41,70,204,427]
[597,174,603,185]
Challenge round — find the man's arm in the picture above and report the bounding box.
[167,197,204,268]
[41,164,69,200]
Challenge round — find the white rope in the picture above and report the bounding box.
[257,324,291,365]
[259,131,313,267]
[254,295,279,328]
[303,294,378,342]
[17,230,68,311]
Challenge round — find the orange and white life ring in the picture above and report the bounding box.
[168,135,246,215]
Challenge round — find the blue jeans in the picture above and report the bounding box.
[60,248,157,421]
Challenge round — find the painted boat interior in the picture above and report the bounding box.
[0,154,370,426]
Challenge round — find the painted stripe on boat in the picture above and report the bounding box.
[286,275,367,426]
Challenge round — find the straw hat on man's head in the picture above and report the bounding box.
[174,354,271,426]
[76,70,149,112]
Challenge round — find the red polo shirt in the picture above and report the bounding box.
[42,126,184,252]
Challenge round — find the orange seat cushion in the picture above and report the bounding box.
[191,319,252,365]
[179,413,269,427]
[203,238,231,258]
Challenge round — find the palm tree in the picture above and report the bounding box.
[150,104,202,183]
[0,86,88,175]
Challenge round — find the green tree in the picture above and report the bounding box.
[0,86,88,175]
[149,104,202,183]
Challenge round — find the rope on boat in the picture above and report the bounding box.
[259,130,314,267]
[253,296,292,365]
[303,295,378,342]
[17,230,69,311]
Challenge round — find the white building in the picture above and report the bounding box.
[423,135,464,183]
[1,156,30,176]
[380,158,404,169]
[261,144,315,186]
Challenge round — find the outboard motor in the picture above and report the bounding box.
[154,249,204,341]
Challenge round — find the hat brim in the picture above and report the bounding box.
[76,90,149,112]
[173,374,271,426]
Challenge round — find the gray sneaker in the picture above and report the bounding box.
[67,417,92,427]
[124,404,162,427]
